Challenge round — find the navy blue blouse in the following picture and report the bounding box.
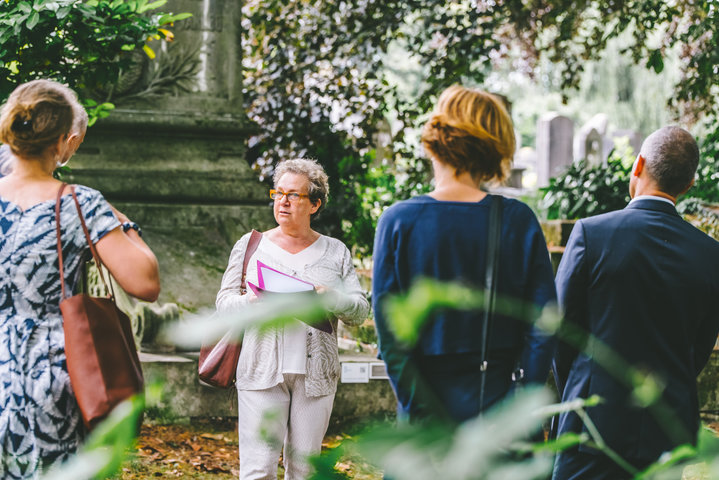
[372,194,557,410]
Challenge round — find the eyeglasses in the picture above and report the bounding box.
[269,189,310,202]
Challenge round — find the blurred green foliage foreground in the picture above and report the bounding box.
[43,279,719,479]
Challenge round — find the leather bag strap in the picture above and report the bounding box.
[55,183,114,300]
[240,229,263,294]
[478,194,503,413]
[55,183,68,298]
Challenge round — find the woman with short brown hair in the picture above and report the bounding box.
[372,84,556,423]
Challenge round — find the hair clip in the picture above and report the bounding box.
[12,118,32,132]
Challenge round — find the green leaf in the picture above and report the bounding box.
[533,432,589,453]
[648,49,664,73]
[355,388,554,480]
[635,443,697,478]
[56,6,72,19]
[384,278,484,345]
[42,395,144,480]
[159,12,192,24]
[7,61,19,74]
[137,0,166,14]
[38,1,60,12]
[26,10,40,29]
[533,395,604,418]
[17,2,33,13]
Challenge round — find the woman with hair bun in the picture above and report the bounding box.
[0,79,160,478]
[372,85,556,423]
[0,83,88,178]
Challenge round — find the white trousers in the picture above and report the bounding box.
[237,374,335,480]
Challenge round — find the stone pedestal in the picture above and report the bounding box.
[141,352,396,431]
[698,350,719,416]
[540,219,576,273]
[69,115,274,311]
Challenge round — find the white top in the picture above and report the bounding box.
[628,194,675,206]
[261,236,328,374]
[216,232,370,396]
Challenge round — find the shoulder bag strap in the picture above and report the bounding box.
[240,229,263,294]
[479,194,503,414]
[56,183,115,300]
[55,183,69,299]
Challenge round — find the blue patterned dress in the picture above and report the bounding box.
[0,185,119,479]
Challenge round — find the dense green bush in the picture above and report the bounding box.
[540,146,634,220]
[541,128,719,239]
[0,0,190,116]
[677,126,719,239]
[334,153,430,259]
[688,127,719,205]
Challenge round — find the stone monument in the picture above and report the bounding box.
[67,0,274,344]
[536,113,574,187]
[574,126,604,166]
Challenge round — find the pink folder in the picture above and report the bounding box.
[247,261,333,333]
[257,260,315,292]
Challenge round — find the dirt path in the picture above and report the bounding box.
[120,420,381,479]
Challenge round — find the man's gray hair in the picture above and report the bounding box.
[273,158,329,219]
[640,126,699,197]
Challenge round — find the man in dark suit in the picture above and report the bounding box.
[552,126,719,479]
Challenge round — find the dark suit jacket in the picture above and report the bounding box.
[554,198,719,461]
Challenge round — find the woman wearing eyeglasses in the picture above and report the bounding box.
[216,158,369,480]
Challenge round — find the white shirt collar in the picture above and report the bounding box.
[628,195,675,207]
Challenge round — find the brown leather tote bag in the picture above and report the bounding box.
[198,229,262,388]
[56,184,144,430]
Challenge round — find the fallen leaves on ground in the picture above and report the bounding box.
[122,420,239,479]
[121,421,382,479]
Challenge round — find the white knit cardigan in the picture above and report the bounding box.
[216,232,370,396]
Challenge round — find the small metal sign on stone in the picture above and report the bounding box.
[341,362,369,383]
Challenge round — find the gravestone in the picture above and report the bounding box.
[504,127,525,189]
[536,113,574,187]
[67,0,273,323]
[574,126,604,166]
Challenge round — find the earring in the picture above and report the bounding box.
[56,153,69,168]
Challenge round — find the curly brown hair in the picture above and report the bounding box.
[0,79,74,158]
[421,85,516,184]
